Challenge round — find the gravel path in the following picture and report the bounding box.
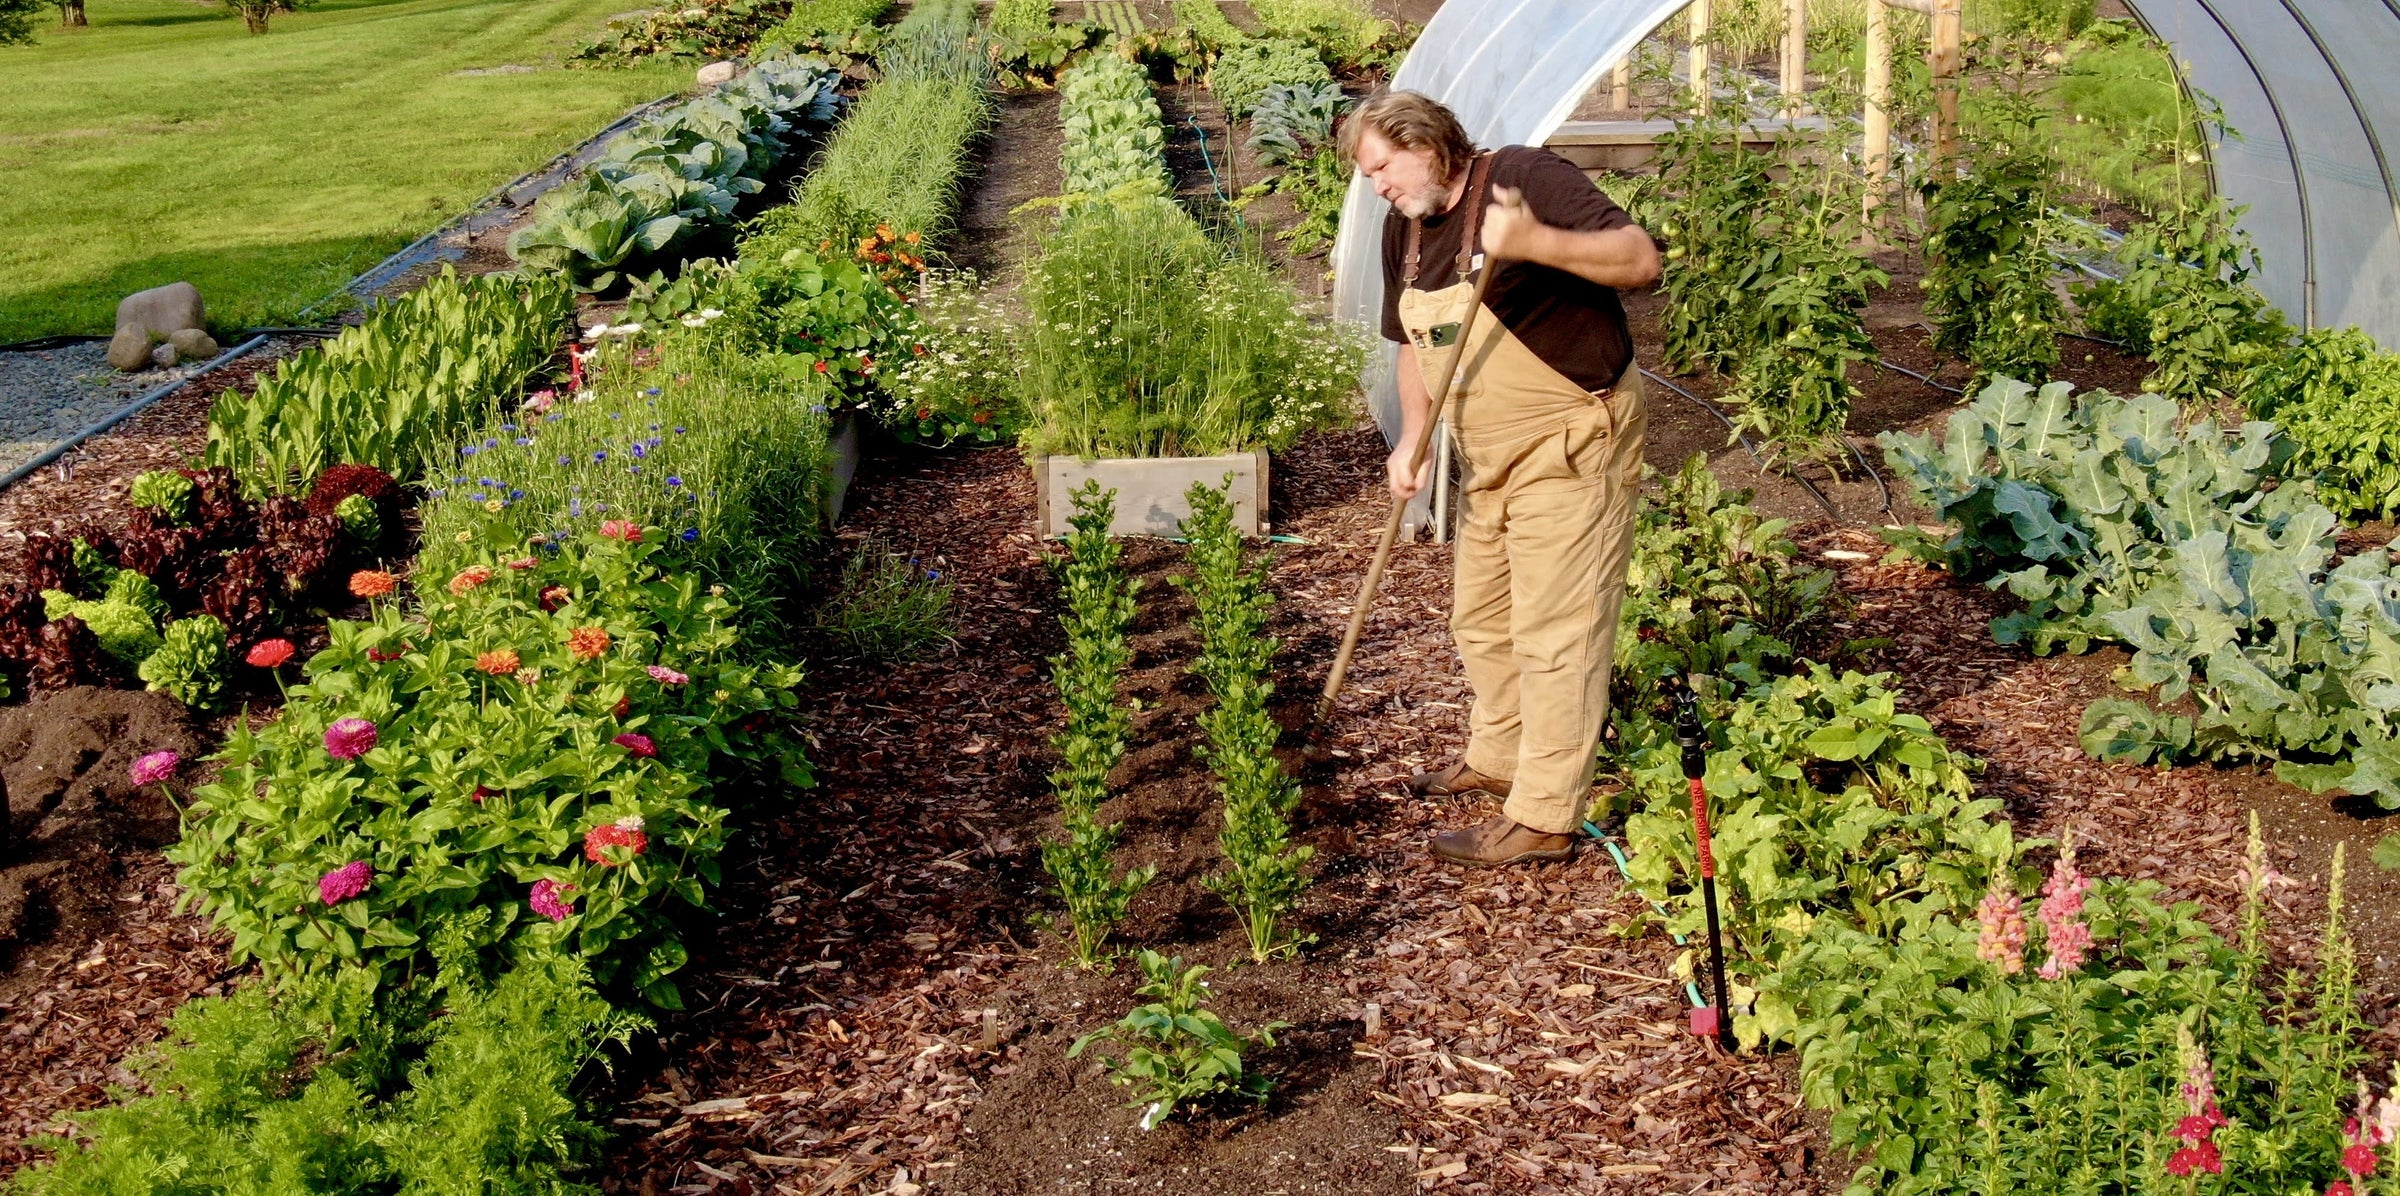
[0,342,213,476]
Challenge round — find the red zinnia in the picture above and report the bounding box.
[583,815,649,865]
[368,644,408,663]
[349,570,397,598]
[539,585,569,612]
[613,732,655,758]
[246,638,295,668]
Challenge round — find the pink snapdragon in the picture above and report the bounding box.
[529,878,577,922]
[318,860,372,905]
[1975,878,2025,975]
[2036,844,2093,980]
[2343,1116,2386,1178]
[647,664,688,686]
[128,750,180,787]
[324,717,377,760]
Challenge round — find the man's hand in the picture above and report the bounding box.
[1481,185,1540,262]
[1388,441,1433,501]
[1480,184,1662,289]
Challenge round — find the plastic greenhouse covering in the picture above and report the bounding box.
[1330,0,2400,445]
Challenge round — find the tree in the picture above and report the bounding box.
[223,0,304,34]
[53,0,83,28]
[1,0,41,44]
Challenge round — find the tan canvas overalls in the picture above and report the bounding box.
[1395,153,1647,836]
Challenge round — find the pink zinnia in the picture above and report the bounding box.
[324,717,377,760]
[2036,847,2093,980]
[318,860,371,904]
[2329,1183,2355,1196]
[599,519,641,542]
[613,732,656,758]
[529,878,576,922]
[505,556,538,570]
[128,750,180,787]
[647,664,688,686]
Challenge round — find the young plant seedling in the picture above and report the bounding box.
[1068,949,1285,1129]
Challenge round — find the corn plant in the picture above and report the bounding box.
[204,267,572,495]
[1067,949,1283,1128]
[1041,481,1155,968]
[1174,480,1311,962]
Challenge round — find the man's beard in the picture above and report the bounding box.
[1392,178,1451,219]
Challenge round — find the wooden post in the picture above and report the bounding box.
[1613,57,1632,111]
[1689,0,1711,115]
[1781,0,1806,117]
[1863,0,1891,221]
[1930,0,1963,178]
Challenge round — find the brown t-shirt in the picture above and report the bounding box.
[1379,145,1638,391]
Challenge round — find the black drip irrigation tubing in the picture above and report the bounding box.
[1640,367,1842,523]
[1875,358,1965,396]
[0,334,271,494]
[0,325,341,355]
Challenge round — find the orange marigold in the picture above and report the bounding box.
[567,625,611,661]
[475,649,521,676]
[350,570,398,598]
[448,566,495,596]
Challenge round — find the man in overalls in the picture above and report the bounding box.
[1340,92,1661,868]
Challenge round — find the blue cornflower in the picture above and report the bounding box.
[927,570,941,580]
[454,475,469,485]
[629,464,642,474]
[609,412,621,420]
[510,488,525,500]
[810,404,828,415]
[516,437,533,447]
[630,443,648,459]
[674,426,687,435]
[595,503,608,513]
[478,477,497,487]
[557,456,571,466]
[593,451,607,462]
[570,499,583,517]
[484,438,499,450]
[645,437,662,449]
[680,527,698,543]
[666,476,682,487]
[501,423,516,432]
[471,491,488,502]
[429,488,446,498]
[644,387,660,397]
[461,445,478,457]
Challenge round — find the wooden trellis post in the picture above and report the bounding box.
[1861,0,1962,222]
[1781,0,1806,117]
[1613,57,1632,111]
[1689,0,1711,114]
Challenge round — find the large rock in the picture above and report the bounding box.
[114,281,204,340]
[150,342,178,369]
[107,325,153,371]
[696,60,737,86]
[167,327,218,360]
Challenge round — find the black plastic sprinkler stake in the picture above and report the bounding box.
[1671,675,1735,1052]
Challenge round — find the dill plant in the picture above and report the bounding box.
[1041,482,1155,968]
[1175,480,1311,962]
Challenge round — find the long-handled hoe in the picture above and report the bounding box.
[1667,673,1735,1051]
[1310,193,1523,740]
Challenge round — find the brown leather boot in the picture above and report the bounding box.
[1430,816,1574,868]
[1405,760,1513,798]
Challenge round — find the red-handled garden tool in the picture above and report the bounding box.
[1669,674,1735,1050]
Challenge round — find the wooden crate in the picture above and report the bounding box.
[1032,451,1269,537]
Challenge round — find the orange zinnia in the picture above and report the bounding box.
[448,566,495,596]
[475,649,521,676]
[350,570,398,598]
[568,625,611,661]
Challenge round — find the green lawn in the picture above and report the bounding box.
[0,0,686,340]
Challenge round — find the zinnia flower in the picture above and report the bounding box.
[318,860,372,905]
[613,694,632,720]
[599,519,641,542]
[350,570,397,598]
[447,566,495,596]
[324,717,377,760]
[246,638,296,669]
[529,878,576,922]
[505,556,537,570]
[568,625,611,660]
[539,585,569,612]
[475,649,521,676]
[2329,1183,2355,1196]
[614,732,656,758]
[647,665,688,685]
[129,750,180,786]
[583,815,650,865]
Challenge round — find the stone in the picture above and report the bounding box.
[696,60,737,87]
[150,342,178,369]
[166,328,218,360]
[107,325,154,372]
[113,281,205,341]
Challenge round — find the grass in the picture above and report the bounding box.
[0,0,684,341]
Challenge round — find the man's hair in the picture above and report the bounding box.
[1338,91,1478,184]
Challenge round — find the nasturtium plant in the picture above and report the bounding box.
[171,525,805,1006]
